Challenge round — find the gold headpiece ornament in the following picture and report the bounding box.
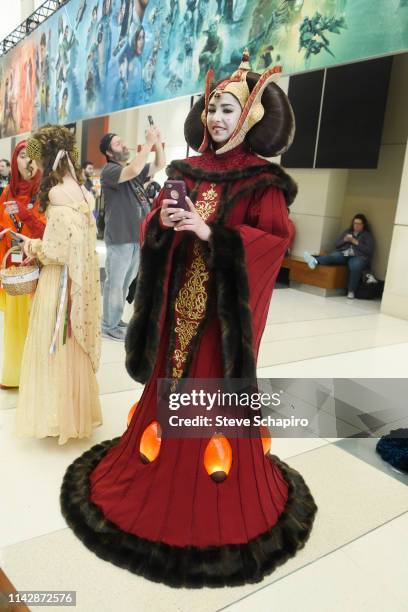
[26,137,80,165]
[26,137,42,161]
[199,49,283,155]
[213,48,251,108]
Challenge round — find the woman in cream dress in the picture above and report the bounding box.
[15,125,102,444]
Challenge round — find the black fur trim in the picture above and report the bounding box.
[125,211,174,383]
[204,224,256,379]
[61,439,317,589]
[167,160,298,206]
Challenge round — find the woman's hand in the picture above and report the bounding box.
[9,232,30,255]
[345,233,358,246]
[160,199,186,228]
[174,197,211,242]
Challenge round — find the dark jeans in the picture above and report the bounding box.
[315,251,367,292]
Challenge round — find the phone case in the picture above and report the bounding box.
[164,180,188,210]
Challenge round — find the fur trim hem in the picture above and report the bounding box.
[60,438,317,589]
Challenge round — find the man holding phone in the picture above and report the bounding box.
[99,122,165,341]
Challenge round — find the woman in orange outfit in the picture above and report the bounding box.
[0,140,44,389]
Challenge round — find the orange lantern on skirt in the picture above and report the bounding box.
[127,401,139,427]
[140,421,162,464]
[260,425,272,455]
[204,434,232,483]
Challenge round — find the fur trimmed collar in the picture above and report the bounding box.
[167,150,297,207]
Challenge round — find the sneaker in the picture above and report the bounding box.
[101,328,126,342]
[118,320,128,328]
[303,251,318,269]
[347,291,355,299]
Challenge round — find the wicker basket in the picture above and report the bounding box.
[0,247,39,296]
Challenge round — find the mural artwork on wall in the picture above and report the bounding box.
[0,0,407,138]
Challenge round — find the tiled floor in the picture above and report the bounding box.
[1,287,407,611]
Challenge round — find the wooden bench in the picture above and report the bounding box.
[282,256,348,292]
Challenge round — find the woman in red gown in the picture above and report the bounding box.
[61,52,317,587]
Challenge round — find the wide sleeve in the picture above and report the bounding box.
[25,207,75,266]
[205,186,292,376]
[207,187,291,267]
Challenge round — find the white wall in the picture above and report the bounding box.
[21,0,34,20]
[289,169,348,257]
[340,146,405,279]
[0,138,12,162]
[382,223,408,319]
[381,136,408,320]
[0,3,21,40]
[341,53,408,279]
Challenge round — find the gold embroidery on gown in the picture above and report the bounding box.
[171,184,218,379]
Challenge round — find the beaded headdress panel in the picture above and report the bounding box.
[26,132,80,166]
[199,49,283,155]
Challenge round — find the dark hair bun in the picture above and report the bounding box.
[245,72,295,157]
[184,96,206,152]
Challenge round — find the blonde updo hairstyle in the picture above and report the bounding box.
[26,124,82,212]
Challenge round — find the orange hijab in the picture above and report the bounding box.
[0,140,45,269]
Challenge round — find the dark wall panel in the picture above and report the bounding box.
[281,70,324,169]
[316,56,393,168]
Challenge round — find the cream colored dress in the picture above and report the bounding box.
[16,187,102,445]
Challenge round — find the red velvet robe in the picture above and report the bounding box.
[61,145,316,587]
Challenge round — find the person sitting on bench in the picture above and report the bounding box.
[303,213,375,299]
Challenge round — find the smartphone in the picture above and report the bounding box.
[148,115,154,126]
[163,180,188,211]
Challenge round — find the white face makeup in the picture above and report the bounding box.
[206,92,242,147]
[17,148,38,180]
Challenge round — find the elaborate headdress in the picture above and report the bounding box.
[26,133,80,166]
[25,125,83,212]
[185,50,295,157]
